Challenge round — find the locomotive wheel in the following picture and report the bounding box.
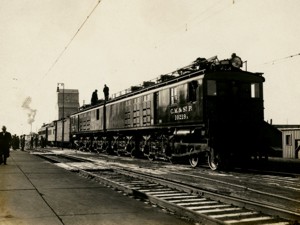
[208,148,221,170]
[143,145,155,161]
[147,154,155,161]
[188,148,199,168]
[117,149,123,156]
[131,149,137,158]
[105,145,114,155]
[168,156,176,164]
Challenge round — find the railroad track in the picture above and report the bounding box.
[55,149,300,214]
[161,169,300,214]
[35,153,300,225]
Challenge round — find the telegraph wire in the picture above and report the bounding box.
[186,0,244,32]
[43,0,231,78]
[43,0,103,79]
[154,0,232,49]
[185,0,225,30]
[261,53,300,66]
[189,0,246,30]
[150,0,224,37]
[177,0,238,34]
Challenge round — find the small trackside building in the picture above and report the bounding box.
[276,125,300,159]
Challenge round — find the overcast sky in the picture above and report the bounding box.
[1,0,300,135]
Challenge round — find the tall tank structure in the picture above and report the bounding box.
[57,89,79,119]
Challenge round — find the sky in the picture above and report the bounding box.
[0,0,300,135]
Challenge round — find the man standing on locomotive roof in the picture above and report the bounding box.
[91,89,98,105]
[0,126,12,165]
[103,84,109,101]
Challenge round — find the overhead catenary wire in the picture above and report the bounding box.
[43,0,103,79]
[261,53,300,66]
[153,0,235,50]
[180,0,225,32]
[43,0,233,80]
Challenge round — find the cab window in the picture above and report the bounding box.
[170,87,178,104]
[187,80,198,102]
[207,80,216,96]
[251,83,260,98]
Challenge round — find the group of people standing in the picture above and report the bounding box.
[1,84,111,164]
[0,126,43,165]
[91,84,109,105]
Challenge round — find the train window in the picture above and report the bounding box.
[217,82,229,97]
[170,87,178,104]
[96,109,99,120]
[207,80,216,96]
[286,134,292,146]
[251,83,260,98]
[216,81,255,98]
[125,105,131,113]
[134,98,140,104]
[187,80,198,102]
[143,94,150,101]
[240,83,251,98]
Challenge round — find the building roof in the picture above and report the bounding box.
[274,124,300,129]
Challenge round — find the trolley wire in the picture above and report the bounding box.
[261,53,300,66]
[178,0,225,32]
[42,0,232,79]
[153,0,235,51]
[42,0,103,79]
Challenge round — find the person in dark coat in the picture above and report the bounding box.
[103,84,109,101]
[16,135,20,149]
[21,135,25,151]
[0,126,12,165]
[40,136,45,148]
[30,136,34,149]
[91,89,98,105]
[34,135,39,148]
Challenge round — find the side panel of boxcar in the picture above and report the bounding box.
[90,106,104,131]
[56,118,70,143]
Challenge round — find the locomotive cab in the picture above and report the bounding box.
[203,71,265,169]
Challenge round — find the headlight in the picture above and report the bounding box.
[231,55,243,68]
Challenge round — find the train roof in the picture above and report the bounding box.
[75,54,264,114]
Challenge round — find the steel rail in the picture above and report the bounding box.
[169,171,300,204]
[117,168,300,222]
[34,152,299,224]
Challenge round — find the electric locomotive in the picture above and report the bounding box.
[69,54,268,170]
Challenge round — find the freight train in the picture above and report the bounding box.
[39,54,273,170]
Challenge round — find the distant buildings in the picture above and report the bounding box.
[275,125,300,159]
[57,89,79,119]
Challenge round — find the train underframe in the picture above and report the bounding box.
[207,121,270,170]
[71,125,269,170]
